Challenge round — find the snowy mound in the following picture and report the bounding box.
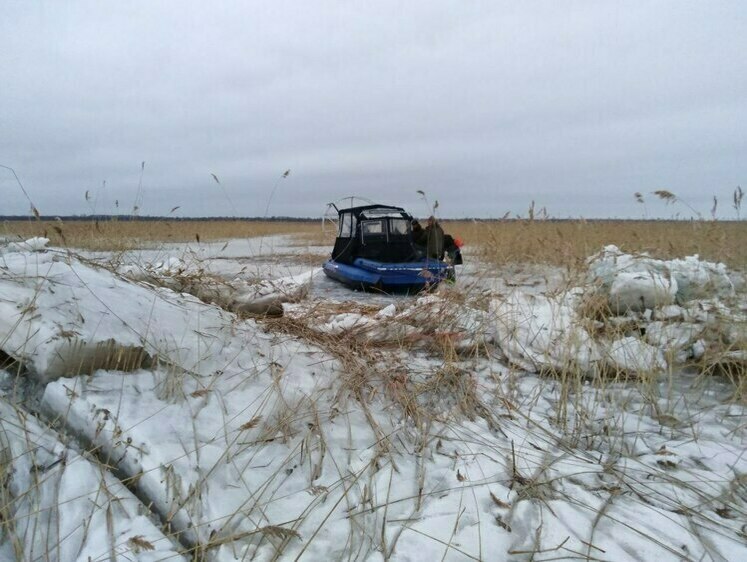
[120,257,318,316]
[0,397,185,561]
[608,270,677,312]
[490,290,667,375]
[0,236,49,254]
[1,237,746,561]
[491,290,601,373]
[0,250,245,380]
[485,247,743,377]
[588,245,734,307]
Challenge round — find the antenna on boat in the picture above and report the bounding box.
[322,202,339,236]
[323,196,375,236]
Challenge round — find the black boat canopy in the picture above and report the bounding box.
[331,204,420,264]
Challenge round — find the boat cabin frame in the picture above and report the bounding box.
[331,204,421,265]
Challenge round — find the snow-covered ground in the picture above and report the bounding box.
[1,236,746,561]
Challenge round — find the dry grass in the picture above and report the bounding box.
[2,214,746,560]
[1,219,321,251]
[5,218,745,268]
[446,219,747,269]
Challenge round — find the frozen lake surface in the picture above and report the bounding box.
[1,234,745,561]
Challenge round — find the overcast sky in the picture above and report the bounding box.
[2,1,746,218]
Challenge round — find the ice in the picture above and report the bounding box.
[644,321,703,351]
[588,244,735,304]
[2,236,746,561]
[490,290,602,374]
[0,396,185,561]
[481,246,744,376]
[666,254,735,301]
[0,236,50,253]
[603,336,667,373]
[40,362,747,561]
[608,270,677,313]
[119,255,319,315]
[0,250,240,380]
[375,303,397,318]
[723,319,747,346]
[653,304,685,320]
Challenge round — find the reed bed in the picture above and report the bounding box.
[448,219,747,269]
[4,218,745,269]
[1,219,321,252]
[2,214,746,560]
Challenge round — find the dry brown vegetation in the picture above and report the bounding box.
[449,219,747,269]
[2,215,746,559]
[4,217,745,268]
[1,219,322,252]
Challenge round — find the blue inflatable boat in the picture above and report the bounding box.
[322,203,456,292]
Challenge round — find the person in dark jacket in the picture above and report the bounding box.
[411,219,424,240]
[443,234,463,265]
[421,216,444,259]
[413,216,464,263]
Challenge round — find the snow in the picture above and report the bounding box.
[481,246,744,377]
[119,254,319,315]
[644,321,703,351]
[490,289,602,374]
[0,236,50,253]
[1,236,746,561]
[375,303,397,318]
[588,244,735,303]
[604,336,667,373]
[608,270,677,313]
[0,249,243,380]
[0,396,185,561]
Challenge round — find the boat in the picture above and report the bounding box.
[322,203,455,292]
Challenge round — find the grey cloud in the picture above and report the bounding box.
[1,1,745,219]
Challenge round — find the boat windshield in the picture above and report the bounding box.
[389,218,409,236]
[360,208,406,220]
[361,219,386,238]
[338,212,357,238]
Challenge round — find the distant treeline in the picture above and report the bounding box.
[0,215,318,222]
[0,215,740,223]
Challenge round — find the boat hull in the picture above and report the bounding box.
[323,258,453,292]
